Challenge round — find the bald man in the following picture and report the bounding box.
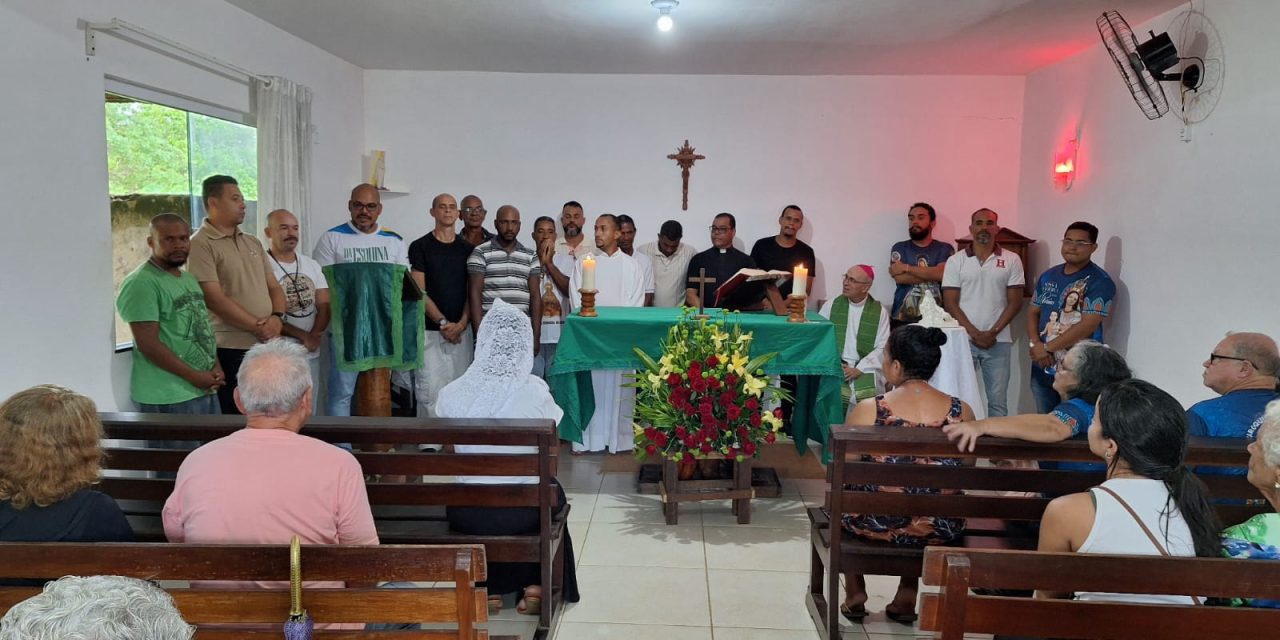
[264,209,330,411]
[408,193,474,418]
[1188,332,1280,441]
[819,264,890,414]
[312,184,410,416]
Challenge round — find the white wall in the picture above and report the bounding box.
[0,0,364,409]
[1015,0,1280,408]
[364,71,1026,308]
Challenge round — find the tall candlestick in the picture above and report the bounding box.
[793,264,808,295]
[582,253,597,291]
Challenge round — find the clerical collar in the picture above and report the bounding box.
[718,248,728,254]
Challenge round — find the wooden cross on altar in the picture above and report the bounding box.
[667,139,705,211]
[689,268,716,319]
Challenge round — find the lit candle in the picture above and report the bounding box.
[793,264,808,296]
[582,253,597,291]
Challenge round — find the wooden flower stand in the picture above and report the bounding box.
[658,455,754,525]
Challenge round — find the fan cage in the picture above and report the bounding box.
[1097,10,1169,120]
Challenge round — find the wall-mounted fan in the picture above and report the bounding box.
[1169,8,1226,124]
[1096,10,1203,120]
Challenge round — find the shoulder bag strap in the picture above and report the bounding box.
[1094,485,1202,605]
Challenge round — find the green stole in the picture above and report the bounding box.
[830,294,882,412]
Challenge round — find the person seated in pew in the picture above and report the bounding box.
[0,386,133,547]
[1036,379,1222,604]
[0,575,194,639]
[1188,332,1279,446]
[435,298,580,615]
[942,340,1131,472]
[1221,398,1280,608]
[841,325,977,625]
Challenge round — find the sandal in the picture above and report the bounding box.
[516,587,542,616]
[884,603,918,625]
[487,594,503,613]
[839,602,867,623]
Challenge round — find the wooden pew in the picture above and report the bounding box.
[920,547,1280,640]
[97,412,568,640]
[0,542,492,639]
[805,425,1264,640]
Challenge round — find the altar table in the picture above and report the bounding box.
[548,307,844,458]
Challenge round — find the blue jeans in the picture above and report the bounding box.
[970,342,1012,417]
[532,342,557,381]
[1029,368,1061,414]
[326,337,359,417]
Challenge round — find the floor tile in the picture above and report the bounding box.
[565,491,597,522]
[578,521,705,568]
[713,628,827,640]
[703,525,809,572]
[707,569,814,630]
[558,460,606,492]
[554,622,712,639]
[560,565,710,626]
[598,471,642,494]
[700,496,810,529]
[592,491,700,525]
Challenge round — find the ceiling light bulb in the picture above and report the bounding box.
[657,14,673,31]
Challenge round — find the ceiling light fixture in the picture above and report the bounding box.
[652,0,679,32]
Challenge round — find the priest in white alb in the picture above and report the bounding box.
[818,264,890,415]
[569,214,646,452]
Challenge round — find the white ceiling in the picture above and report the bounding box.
[226,0,1187,75]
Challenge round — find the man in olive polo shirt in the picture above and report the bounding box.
[187,175,286,414]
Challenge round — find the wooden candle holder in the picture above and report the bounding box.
[578,289,599,317]
[787,294,807,323]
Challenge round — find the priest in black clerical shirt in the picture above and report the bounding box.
[684,212,766,310]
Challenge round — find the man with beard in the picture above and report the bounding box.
[459,194,494,247]
[616,214,654,307]
[264,209,330,411]
[116,213,222,414]
[408,194,474,416]
[638,220,697,307]
[750,205,816,298]
[467,205,542,347]
[312,184,410,416]
[187,175,287,414]
[942,208,1024,417]
[888,202,954,326]
[554,201,588,259]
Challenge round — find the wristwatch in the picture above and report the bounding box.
[272,311,285,320]
[437,318,448,328]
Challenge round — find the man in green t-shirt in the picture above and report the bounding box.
[116,214,223,413]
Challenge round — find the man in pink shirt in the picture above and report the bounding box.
[163,339,377,609]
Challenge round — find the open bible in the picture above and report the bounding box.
[714,268,791,306]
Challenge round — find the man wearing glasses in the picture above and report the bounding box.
[1026,221,1115,413]
[459,194,495,247]
[1187,333,1279,448]
[819,265,889,414]
[312,184,410,416]
[684,212,764,310]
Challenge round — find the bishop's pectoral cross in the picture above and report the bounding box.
[667,139,705,211]
[689,268,716,319]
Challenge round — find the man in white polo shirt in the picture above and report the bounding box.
[941,208,1024,417]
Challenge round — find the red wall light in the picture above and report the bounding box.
[1054,139,1078,190]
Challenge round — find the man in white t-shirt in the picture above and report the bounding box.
[617,214,655,307]
[941,208,1025,417]
[264,209,329,413]
[312,184,410,416]
[531,216,575,380]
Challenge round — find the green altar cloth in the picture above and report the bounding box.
[548,307,844,458]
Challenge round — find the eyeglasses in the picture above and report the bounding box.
[1210,353,1254,366]
[842,276,871,285]
[461,206,486,214]
[349,201,380,211]
[1061,238,1095,247]
[709,226,732,234]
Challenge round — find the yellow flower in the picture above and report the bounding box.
[647,373,662,389]
[736,333,753,345]
[742,374,767,397]
[728,353,750,376]
[633,423,645,436]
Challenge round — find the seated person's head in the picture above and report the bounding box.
[1247,399,1280,503]
[1054,340,1131,405]
[883,325,947,384]
[0,385,102,510]
[475,299,534,379]
[234,339,313,422]
[0,575,193,640]
[1203,332,1279,394]
[1092,379,1221,555]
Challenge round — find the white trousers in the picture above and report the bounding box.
[573,370,636,453]
[414,327,474,417]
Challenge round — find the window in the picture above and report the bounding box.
[106,90,257,348]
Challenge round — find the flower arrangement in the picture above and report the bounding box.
[630,308,788,462]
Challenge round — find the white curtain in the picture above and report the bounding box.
[254,76,313,247]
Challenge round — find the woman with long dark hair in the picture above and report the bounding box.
[1036,379,1222,603]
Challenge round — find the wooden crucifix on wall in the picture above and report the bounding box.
[667,139,705,211]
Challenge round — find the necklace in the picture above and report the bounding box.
[267,250,307,317]
[897,379,930,394]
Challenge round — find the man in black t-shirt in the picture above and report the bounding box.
[750,205,816,298]
[408,193,475,417]
[685,212,765,311]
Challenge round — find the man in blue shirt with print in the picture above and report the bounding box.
[888,202,954,326]
[1026,221,1116,413]
[1188,332,1279,441]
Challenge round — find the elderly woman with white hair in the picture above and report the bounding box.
[0,575,193,639]
[1221,398,1280,607]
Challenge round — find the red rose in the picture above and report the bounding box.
[726,405,742,420]
[706,355,719,368]
[675,426,687,439]
[701,414,716,428]
[655,432,669,447]
[708,377,721,390]
[750,413,762,427]
[700,442,714,453]
[667,373,682,386]
[644,427,658,440]
[684,403,697,416]
[745,398,759,410]
[743,442,757,456]
[684,436,698,449]
[683,452,694,462]
[765,432,776,444]
[689,361,702,376]
[726,373,738,387]
[738,428,750,441]
[691,377,708,393]
[718,391,735,406]
[773,407,784,419]
[645,444,657,455]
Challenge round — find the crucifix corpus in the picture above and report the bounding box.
[667,139,705,211]
[689,267,716,319]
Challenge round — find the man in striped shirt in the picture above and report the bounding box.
[467,205,543,351]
